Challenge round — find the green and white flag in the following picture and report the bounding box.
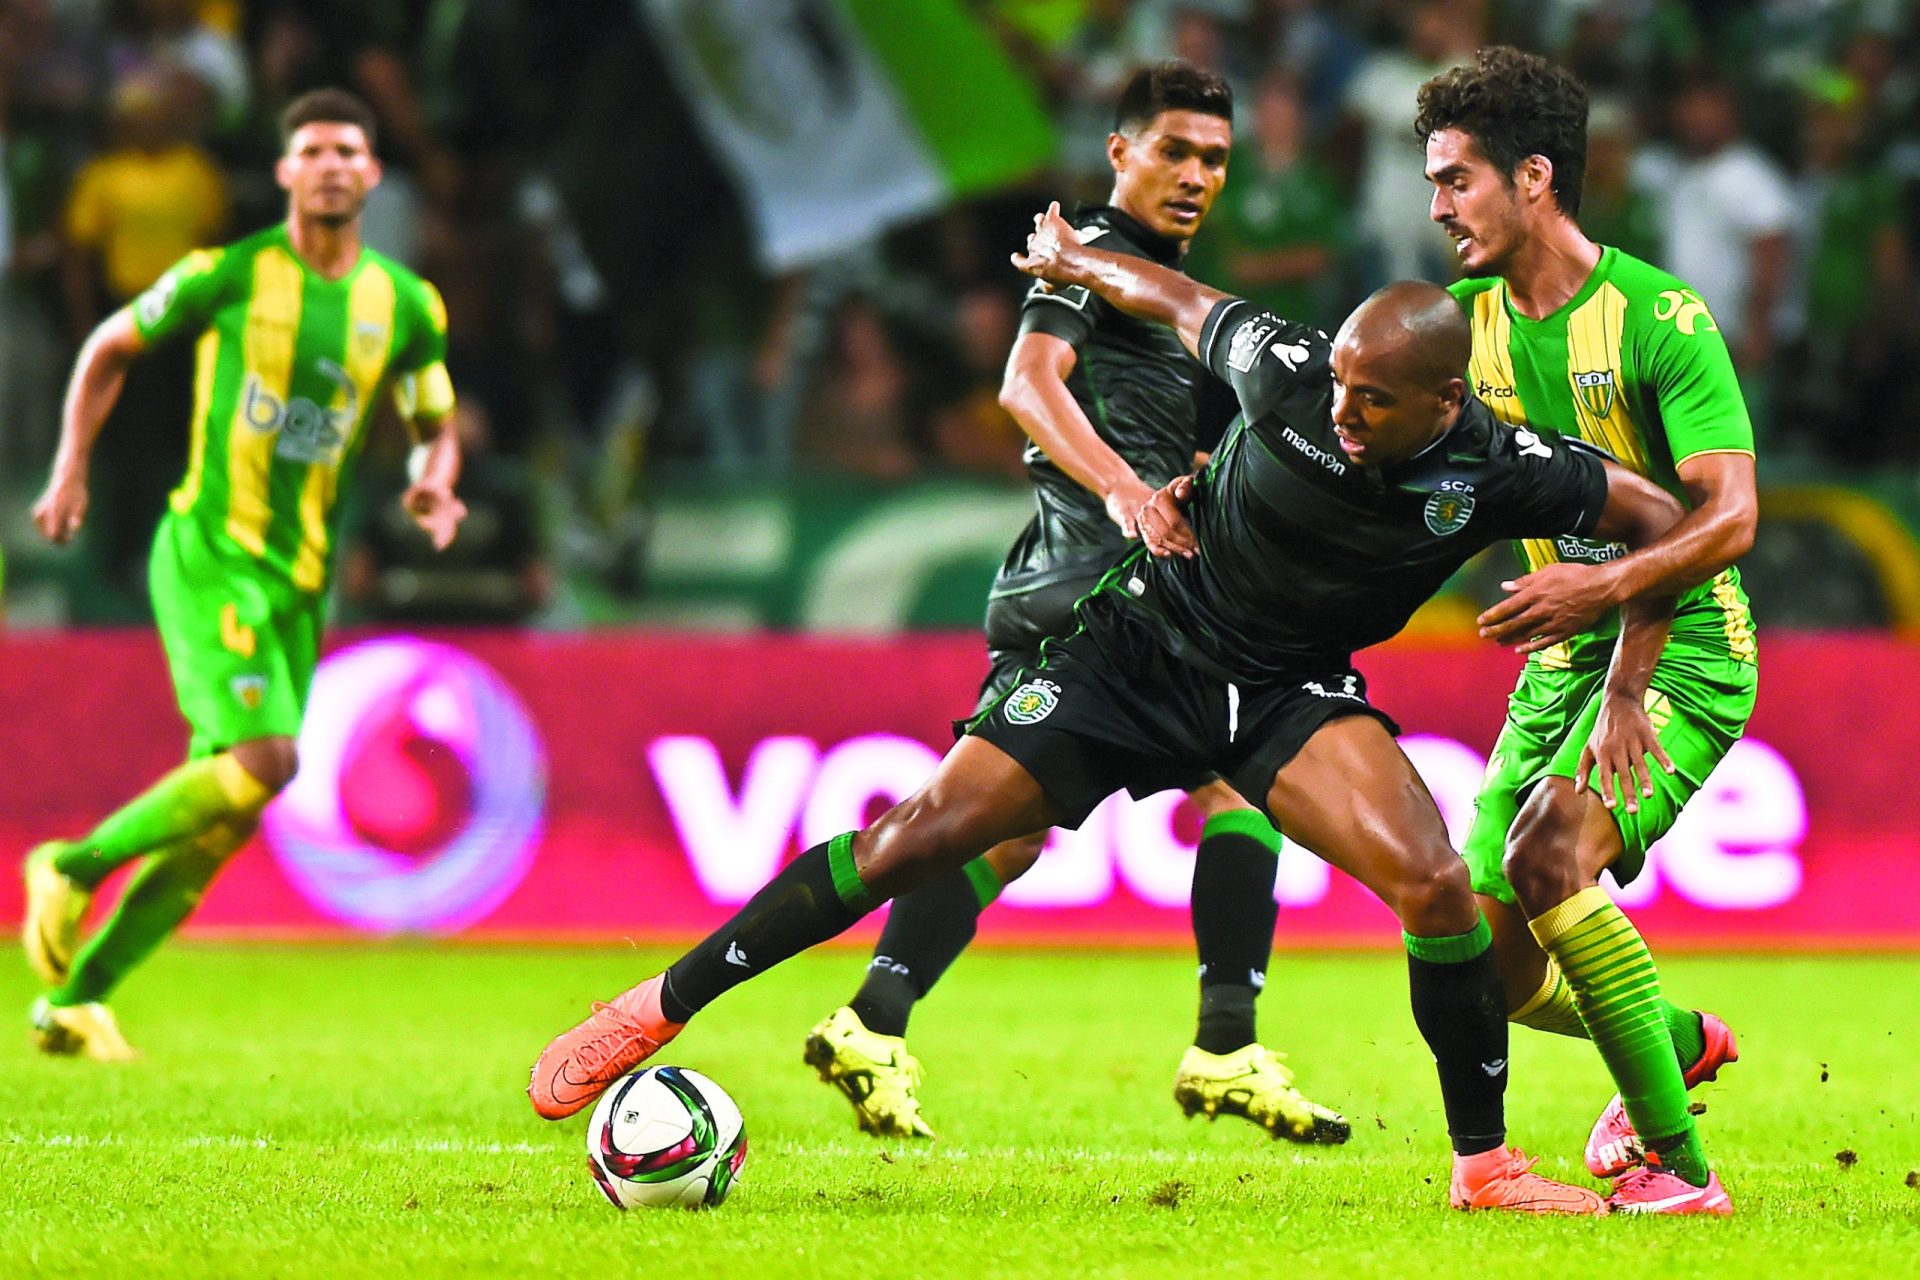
[638,0,1055,269]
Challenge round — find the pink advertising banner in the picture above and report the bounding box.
[1,630,1914,947]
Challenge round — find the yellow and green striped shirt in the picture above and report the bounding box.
[1449,247,1757,670]
[130,223,455,594]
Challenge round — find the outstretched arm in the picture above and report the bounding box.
[1012,203,1229,358]
[32,309,147,544]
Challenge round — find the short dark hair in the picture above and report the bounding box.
[1114,61,1233,133]
[279,88,378,151]
[1414,46,1588,217]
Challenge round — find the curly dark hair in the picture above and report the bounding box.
[1114,60,1233,133]
[280,88,378,151]
[1414,46,1588,217]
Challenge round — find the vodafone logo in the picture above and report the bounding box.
[265,640,548,932]
[648,733,1807,912]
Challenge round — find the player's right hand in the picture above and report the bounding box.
[1575,691,1674,814]
[1139,474,1198,560]
[31,474,89,545]
[1011,202,1084,285]
[1104,473,1157,539]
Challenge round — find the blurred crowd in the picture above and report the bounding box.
[1,0,1917,623]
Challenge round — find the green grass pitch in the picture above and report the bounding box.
[2,945,1916,1278]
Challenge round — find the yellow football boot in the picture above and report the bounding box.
[21,842,91,985]
[1174,1043,1350,1143]
[803,1006,934,1139]
[31,997,138,1062]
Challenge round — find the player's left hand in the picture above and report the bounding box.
[403,483,467,551]
[1576,692,1674,814]
[1477,562,1616,652]
[1011,202,1085,286]
[1139,474,1197,559]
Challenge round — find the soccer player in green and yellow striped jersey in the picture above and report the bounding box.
[1415,49,1758,1215]
[22,89,464,1059]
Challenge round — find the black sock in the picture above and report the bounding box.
[663,833,875,1022]
[1405,922,1508,1157]
[1196,984,1259,1055]
[1191,815,1279,1053]
[849,862,989,1037]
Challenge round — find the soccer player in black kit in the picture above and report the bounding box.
[532,206,1691,1214]
[804,61,1345,1147]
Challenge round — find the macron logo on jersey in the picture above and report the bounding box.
[1283,426,1346,475]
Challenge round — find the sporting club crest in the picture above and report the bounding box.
[1423,490,1476,536]
[1004,679,1062,725]
[1573,369,1616,419]
[1226,320,1275,372]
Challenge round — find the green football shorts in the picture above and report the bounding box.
[1461,643,1757,904]
[148,514,324,758]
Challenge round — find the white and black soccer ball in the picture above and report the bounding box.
[585,1065,748,1210]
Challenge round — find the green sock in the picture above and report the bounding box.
[1531,888,1710,1187]
[52,820,251,1007]
[1511,959,1709,1078]
[1665,1004,1706,1070]
[54,754,271,889]
[962,855,1004,910]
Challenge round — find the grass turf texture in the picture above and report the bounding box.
[3,947,1916,1278]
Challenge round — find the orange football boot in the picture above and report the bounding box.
[528,973,684,1120]
[1449,1145,1609,1215]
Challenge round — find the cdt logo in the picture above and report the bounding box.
[265,640,547,932]
[647,733,1806,912]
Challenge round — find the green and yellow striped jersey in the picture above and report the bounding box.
[1449,246,1756,670]
[130,223,455,594]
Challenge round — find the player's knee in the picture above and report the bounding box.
[1186,778,1251,820]
[1391,852,1475,936]
[1503,781,1585,913]
[230,738,299,798]
[985,831,1046,884]
[860,790,992,896]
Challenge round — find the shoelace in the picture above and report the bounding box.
[1247,1047,1298,1087]
[573,1000,655,1074]
[1611,1162,1673,1194]
[1500,1147,1543,1179]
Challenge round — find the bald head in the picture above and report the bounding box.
[1338,281,1471,392]
[1326,281,1472,468]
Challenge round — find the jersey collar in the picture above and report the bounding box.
[1080,204,1186,266]
[1497,244,1617,328]
[1383,397,1492,481]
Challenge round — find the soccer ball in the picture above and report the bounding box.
[585,1066,748,1210]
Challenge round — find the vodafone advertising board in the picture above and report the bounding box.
[0,631,1912,946]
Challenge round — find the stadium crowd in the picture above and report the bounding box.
[1,0,1916,623]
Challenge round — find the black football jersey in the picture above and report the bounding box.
[992,206,1223,600]
[1107,298,1613,682]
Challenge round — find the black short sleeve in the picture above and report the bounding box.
[1479,426,1612,540]
[1197,299,1330,423]
[1018,278,1103,346]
